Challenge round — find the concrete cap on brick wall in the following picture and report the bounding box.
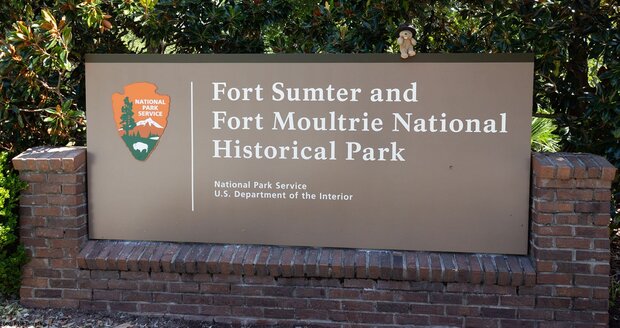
[13,146,86,173]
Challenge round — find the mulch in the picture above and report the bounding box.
[0,301,228,328]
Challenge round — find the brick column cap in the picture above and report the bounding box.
[12,146,86,173]
[533,152,617,181]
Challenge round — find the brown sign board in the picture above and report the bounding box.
[86,54,533,254]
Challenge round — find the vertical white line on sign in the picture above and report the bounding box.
[190,81,195,212]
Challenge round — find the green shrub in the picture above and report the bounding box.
[531,117,561,153]
[0,152,27,298]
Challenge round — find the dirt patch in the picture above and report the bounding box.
[0,301,229,328]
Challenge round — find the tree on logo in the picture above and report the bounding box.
[120,97,136,135]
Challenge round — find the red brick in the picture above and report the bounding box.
[254,246,271,276]
[395,314,430,325]
[264,308,295,319]
[533,248,572,261]
[33,268,61,278]
[594,190,612,201]
[429,253,443,282]
[216,245,236,275]
[35,247,64,258]
[193,245,212,274]
[533,235,555,248]
[395,291,428,302]
[532,213,553,224]
[262,286,294,297]
[61,289,91,300]
[377,251,392,280]
[108,280,139,290]
[464,317,500,328]
[446,305,480,316]
[139,303,168,313]
[575,250,609,262]
[317,248,332,278]
[295,309,329,320]
[22,277,49,288]
[361,289,394,301]
[555,238,591,249]
[49,279,77,288]
[306,299,339,310]
[343,279,374,289]
[410,304,444,315]
[469,255,483,284]
[138,281,166,291]
[533,187,555,200]
[229,245,248,275]
[429,315,463,326]
[500,295,535,307]
[594,264,610,275]
[573,298,607,311]
[340,249,355,278]
[182,294,212,304]
[341,300,373,311]
[439,253,456,282]
[454,254,470,282]
[533,224,573,236]
[200,283,230,294]
[480,307,516,319]
[150,272,179,281]
[167,282,199,293]
[168,304,200,315]
[467,295,498,306]
[93,289,121,301]
[575,178,611,189]
[519,308,553,320]
[159,244,181,273]
[329,249,344,278]
[33,183,62,194]
[501,319,537,328]
[430,292,462,305]
[537,297,571,309]
[574,274,609,287]
[376,301,408,313]
[557,189,593,201]
[594,238,610,250]
[404,252,419,281]
[575,202,610,213]
[346,311,393,324]
[346,251,363,279]
[537,273,572,285]
[49,299,80,309]
[61,184,85,195]
[152,292,182,303]
[532,155,556,178]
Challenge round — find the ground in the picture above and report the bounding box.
[0,301,227,328]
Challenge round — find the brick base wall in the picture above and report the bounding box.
[12,147,617,327]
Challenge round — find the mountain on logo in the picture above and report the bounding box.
[136,117,164,129]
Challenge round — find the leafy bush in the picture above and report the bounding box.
[0,152,27,298]
[531,117,561,153]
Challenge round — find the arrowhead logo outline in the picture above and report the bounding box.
[111,82,170,161]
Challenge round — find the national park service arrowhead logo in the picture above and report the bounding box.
[112,82,170,161]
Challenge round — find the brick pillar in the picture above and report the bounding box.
[13,146,89,308]
[530,153,616,326]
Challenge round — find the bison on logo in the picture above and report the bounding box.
[111,82,170,161]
